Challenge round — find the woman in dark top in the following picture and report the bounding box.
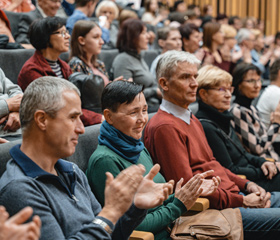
[112,18,161,112]
[195,65,280,192]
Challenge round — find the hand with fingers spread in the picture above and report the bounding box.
[0,206,41,240]
[175,170,220,210]
[134,164,174,209]
[261,161,278,179]
[100,164,146,224]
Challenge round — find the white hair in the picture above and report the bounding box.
[95,0,119,19]
[156,50,200,81]
[236,28,252,44]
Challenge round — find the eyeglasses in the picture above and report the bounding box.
[243,79,262,85]
[206,86,234,94]
[51,30,69,38]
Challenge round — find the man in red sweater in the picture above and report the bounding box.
[144,50,280,239]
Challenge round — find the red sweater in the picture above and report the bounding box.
[144,109,247,209]
[17,50,102,125]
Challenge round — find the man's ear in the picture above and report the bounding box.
[198,88,207,102]
[158,77,169,91]
[34,110,48,131]
[103,109,113,124]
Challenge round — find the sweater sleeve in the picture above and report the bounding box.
[231,104,280,157]
[0,180,114,240]
[87,154,187,235]
[148,123,245,209]
[201,121,264,181]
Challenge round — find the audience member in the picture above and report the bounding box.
[95,0,119,49]
[257,59,280,156]
[118,9,138,27]
[198,22,233,72]
[15,0,62,45]
[179,23,201,54]
[216,14,228,25]
[141,0,161,26]
[0,10,27,49]
[236,28,268,74]
[172,0,186,13]
[220,24,242,63]
[87,80,220,240]
[18,17,102,126]
[196,65,280,191]
[144,50,280,240]
[150,26,182,78]
[69,20,123,114]
[228,16,242,32]
[0,68,22,142]
[66,0,97,35]
[112,18,161,113]
[0,76,171,240]
[0,206,41,240]
[231,63,280,161]
[18,17,71,91]
[243,17,256,29]
[187,4,200,17]
[0,0,35,13]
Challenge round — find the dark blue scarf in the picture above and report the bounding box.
[98,121,144,164]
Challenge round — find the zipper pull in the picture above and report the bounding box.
[72,194,79,202]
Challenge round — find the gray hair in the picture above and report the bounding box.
[156,50,200,81]
[95,0,119,19]
[236,28,252,44]
[20,77,80,133]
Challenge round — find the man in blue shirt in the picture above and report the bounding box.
[0,76,172,239]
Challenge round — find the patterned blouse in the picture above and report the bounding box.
[69,56,109,78]
[231,102,280,161]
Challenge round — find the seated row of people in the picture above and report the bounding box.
[1,50,280,239]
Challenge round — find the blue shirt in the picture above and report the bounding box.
[66,10,110,42]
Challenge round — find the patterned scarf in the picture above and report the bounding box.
[98,121,144,164]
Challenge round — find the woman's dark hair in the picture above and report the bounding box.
[179,23,199,40]
[116,18,145,52]
[232,63,261,95]
[70,20,99,66]
[101,80,144,112]
[202,22,220,50]
[29,17,66,50]
[274,31,280,44]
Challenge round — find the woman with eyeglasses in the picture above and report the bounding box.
[18,17,103,126]
[18,16,71,91]
[231,63,280,163]
[195,65,280,191]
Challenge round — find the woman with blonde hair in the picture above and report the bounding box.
[196,65,280,191]
[95,0,119,49]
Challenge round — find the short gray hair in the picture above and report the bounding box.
[95,0,119,19]
[236,28,252,44]
[20,77,80,133]
[156,50,200,81]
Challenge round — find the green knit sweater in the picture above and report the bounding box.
[86,144,187,240]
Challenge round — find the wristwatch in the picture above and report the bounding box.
[92,218,113,234]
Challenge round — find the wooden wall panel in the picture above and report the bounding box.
[166,0,280,35]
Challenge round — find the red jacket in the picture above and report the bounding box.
[18,50,102,125]
[144,109,248,210]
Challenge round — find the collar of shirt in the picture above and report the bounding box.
[37,5,48,18]
[160,99,192,125]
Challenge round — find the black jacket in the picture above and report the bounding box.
[196,100,266,181]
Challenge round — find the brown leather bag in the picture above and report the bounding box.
[170,208,243,240]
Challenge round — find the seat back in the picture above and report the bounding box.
[4,11,23,39]
[141,50,160,68]
[98,49,119,77]
[0,49,35,83]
